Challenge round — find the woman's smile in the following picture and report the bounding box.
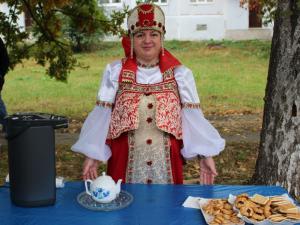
[133,30,162,64]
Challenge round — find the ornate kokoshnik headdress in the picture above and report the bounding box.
[127,3,166,58]
[120,3,180,83]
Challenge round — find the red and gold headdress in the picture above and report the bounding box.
[120,4,180,83]
[127,3,166,58]
[127,3,166,35]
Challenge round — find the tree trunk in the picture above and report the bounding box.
[252,0,300,199]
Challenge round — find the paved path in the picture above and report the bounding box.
[0,130,259,146]
[0,114,262,146]
[0,132,80,146]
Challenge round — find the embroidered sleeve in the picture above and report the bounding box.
[175,65,225,158]
[181,108,225,159]
[97,60,121,103]
[71,106,112,161]
[174,66,201,105]
[71,60,122,162]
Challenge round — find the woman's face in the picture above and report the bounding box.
[133,30,162,63]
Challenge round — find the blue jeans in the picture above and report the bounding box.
[0,94,7,130]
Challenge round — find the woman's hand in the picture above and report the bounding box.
[199,157,217,185]
[82,157,100,180]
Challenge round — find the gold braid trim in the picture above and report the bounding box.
[96,100,114,108]
[181,103,201,109]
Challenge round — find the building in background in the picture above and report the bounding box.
[1,0,273,41]
[100,0,273,40]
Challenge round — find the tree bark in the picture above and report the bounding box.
[252,0,300,199]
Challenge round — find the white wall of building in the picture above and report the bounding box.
[165,0,226,40]
[161,0,249,40]
[224,0,248,30]
[101,0,259,40]
[179,0,224,15]
[173,15,225,40]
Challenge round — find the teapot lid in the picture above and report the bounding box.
[94,171,116,187]
[98,171,114,182]
[99,172,112,180]
[101,172,107,177]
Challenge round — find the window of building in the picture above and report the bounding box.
[152,0,168,5]
[190,0,214,4]
[99,0,121,4]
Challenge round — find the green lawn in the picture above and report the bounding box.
[3,40,270,119]
[0,40,270,184]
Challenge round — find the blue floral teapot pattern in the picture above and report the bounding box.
[85,172,122,203]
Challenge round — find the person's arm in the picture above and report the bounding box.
[71,60,121,180]
[82,157,101,180]
[199,157,218,185]
[71,106,113,161]
[0,38,9,91]
[0,75,4,92]
[174,66,225,184]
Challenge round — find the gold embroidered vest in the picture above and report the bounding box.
[107,66,182,140]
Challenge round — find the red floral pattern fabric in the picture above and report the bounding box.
[155,93,182,139]
[108,52,183,140]
[108,92,141,139]
[108,83,182,139]
[108,78,183,139]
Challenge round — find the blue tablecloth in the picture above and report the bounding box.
[0,182,299,225]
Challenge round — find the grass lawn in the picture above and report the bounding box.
[3,40,270,119]
[0,40,270,185]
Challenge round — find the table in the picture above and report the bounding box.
[0,182,299,225]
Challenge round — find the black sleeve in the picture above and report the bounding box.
[0,76,4,91]
[0,38,10,77]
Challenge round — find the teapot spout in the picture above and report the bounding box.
[115,179,122,195]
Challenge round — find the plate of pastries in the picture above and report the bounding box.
[231,193,300,225]
[198,193,300,225]
[199,198,244,225]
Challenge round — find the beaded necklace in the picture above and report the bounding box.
[136,60,159,68]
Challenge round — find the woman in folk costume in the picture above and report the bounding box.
[72,3,225,185]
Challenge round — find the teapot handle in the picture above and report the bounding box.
[85,179,93,196]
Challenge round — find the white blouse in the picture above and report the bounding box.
[71,60,225,161]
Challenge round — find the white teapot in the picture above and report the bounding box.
[85,172,122,203]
